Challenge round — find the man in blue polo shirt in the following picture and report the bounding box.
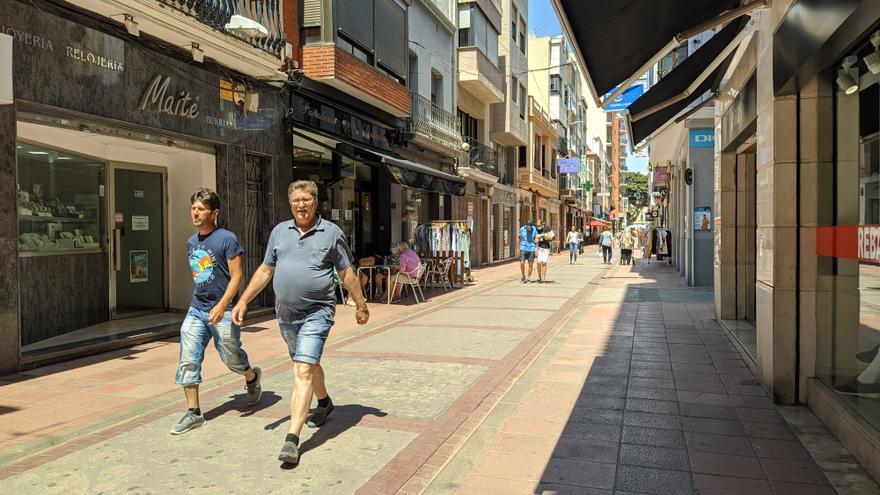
[518,220,538,283]
[232,180,369,466]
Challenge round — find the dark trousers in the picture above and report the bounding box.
[621,248,633,265]
[602,245,612,263]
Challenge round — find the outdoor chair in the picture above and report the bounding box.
[392,262,428,304]
[426,257,453,292]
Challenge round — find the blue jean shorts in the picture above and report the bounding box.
[175,306,251,386]
[279,310,335,364]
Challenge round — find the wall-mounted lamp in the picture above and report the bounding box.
[837,55,860,95]
[191,43,204,63]
[123,14,139,37]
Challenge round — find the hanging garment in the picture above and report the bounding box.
[460,229,472,268]
[657,228,669,256]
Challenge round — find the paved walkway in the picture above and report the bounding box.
[0,251,873,494]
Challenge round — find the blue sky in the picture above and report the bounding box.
[528,0,561,37]
[626,154,650,174]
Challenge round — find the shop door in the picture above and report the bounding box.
[245,155,272,308]
[111,167,166,318]
[356,189,373,258]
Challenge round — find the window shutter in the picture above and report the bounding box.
[303,0,322,27]
[375,0,406,79]
[336,0,373,51]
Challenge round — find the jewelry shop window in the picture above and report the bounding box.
[17,143,105,254]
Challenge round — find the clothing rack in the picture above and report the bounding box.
[414,220,471,286]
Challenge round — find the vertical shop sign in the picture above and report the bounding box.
[130,250,149,283]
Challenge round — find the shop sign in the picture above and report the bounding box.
[289,93,392,151]
[689,129,714,148]
[131,215,149,231]
[139,74,200,119]
[817,225,880,263]
[653,166,669,186]
[219,80,234,102]
[557,157,580,174]
[467,200,474,216]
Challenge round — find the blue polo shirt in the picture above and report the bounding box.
[519,225,537,252]
[263,217,353,322]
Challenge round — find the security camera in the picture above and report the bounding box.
[461,141,470,152]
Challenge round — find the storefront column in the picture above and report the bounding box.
[715,152,737,320]
[0,104,20,375]
[797,74,835,402]
[754,10,799,401]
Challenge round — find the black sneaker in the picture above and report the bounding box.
[278,438,300,465]
[836,378,880,398]
[307,399,334,428]
[245,367,262,406]
[857,345,880,365]
[520,276,526,284]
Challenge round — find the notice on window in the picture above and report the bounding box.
[345,210,353,220]
[331,209,340,220]
[130,250,148,284]
[132,215,149,231]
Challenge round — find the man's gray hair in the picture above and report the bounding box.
[288,180,318,199]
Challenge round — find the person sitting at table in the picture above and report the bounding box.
[375,242,422,301]
[357,255,377,296]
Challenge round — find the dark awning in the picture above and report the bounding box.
[629,52,735,145]
[367,151,467,196]
[554,0,742,101]
[627,17,748,123]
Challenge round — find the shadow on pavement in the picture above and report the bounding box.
[204,391,284,420]
[262,404,388,454]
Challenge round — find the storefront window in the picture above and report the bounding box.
[16,143,105,254]
[819,43,880,429]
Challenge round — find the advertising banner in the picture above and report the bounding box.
[557,157,580,174]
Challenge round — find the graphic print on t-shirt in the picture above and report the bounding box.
[189,247,217,287]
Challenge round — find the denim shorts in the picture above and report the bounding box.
[519,250,535,262]
[175,306,251,386]
[279,310,335,364]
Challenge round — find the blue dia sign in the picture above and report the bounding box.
[603,84,645,112]
[557,157,580,173]
[689,129,714,148]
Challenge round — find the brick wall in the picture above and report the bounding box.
[281,0,299,65]
[302,45,411,116]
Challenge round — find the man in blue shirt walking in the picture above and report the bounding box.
[233,180,369,466]
[171,188,262,435]
[518,220,538,283]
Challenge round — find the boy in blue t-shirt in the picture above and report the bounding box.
[170,188,262,435]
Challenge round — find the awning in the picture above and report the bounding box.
[589,219,609,227]
[628,51,736,146]
[369,151,467,196]
[552,0,753,105]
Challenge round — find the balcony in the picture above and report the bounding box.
[458,48,504,104]
[457,137,499,184]
[73,0,286,78]
[559,173,580,199]
[518,166,558,198]
[558,137,569,157]
[407,93,463,156]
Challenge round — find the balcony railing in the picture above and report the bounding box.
[407,93,463,152]
[461,137,498,176]
[156,0,284,56]
[558,137,569,157]
[559,174,581,191]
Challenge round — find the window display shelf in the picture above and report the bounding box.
[19,215,94,223]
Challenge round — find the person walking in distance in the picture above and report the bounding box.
[171,188,262,435]
[232,181,369,466]
[566,225,579,264]
[535,218,555,282]
[599,227,614,264]
[618,228,636,265]
[518,220,538,283]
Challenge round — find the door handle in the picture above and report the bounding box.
[114,228,122,272]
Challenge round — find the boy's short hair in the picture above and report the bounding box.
[191,188,221,211]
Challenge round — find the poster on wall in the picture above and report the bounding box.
[694,207,712,231]
[130,250,149,283]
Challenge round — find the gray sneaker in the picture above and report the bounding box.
[246,367,263,406]
[170,411,205,435]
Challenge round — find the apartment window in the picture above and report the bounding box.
[550,75,561,95]
[458,3,500,65]
[519,19,526,53]
[511,5,518,45]
[519,83,526,119]
[511,76,518,103]
[458,109,478,141]
[337,34,372,64]
[431,70,443,106]
[519,146,527,168]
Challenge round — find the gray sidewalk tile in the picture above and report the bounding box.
[622,425,686,449]
[619,444,690,471]
[614,465,694,495]
[542,458,616,490]
[554,437,619,463]
[749,438,812,460]
[759,457,830,484]
[689,451,766,479]
[624,411,683,430]
[769,481,838,494]
[684,431,756,457]
[691,473,773,494]
[625,398,680,415]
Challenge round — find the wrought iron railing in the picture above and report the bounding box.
[157,0,285,56]
[461,136,498,176]
[407,93,463,152]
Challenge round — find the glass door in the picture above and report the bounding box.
[111,166,166,318]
